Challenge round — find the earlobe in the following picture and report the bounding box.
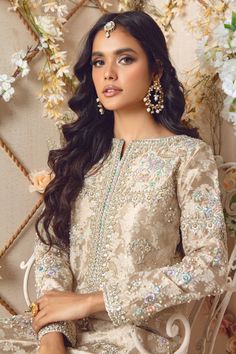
[152,73,160,82]
[153,59,163,79]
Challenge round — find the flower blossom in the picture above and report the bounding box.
[38,37,49,50]
[219,59,236,98]
[29,169,55,194]
[34,15,63,41]
[0,74,15,102]
[11,50,30,77]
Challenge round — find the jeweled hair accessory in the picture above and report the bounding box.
[104,20,116,38]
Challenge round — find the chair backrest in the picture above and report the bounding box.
[20,253,35,306]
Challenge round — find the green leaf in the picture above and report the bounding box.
[232,11,236,27]
[224,12,236,31]
[224,24,234,31]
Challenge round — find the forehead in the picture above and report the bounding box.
[92,26,145,54]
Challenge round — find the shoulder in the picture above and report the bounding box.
[174,136,218,182]
[168,135,214,162]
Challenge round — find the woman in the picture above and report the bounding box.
[0,10,228,354]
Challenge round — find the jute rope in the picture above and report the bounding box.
[6,0,102,81]
[13,6,39,42]
[0,296,17,316]
[0,196,43,259]
[0,0,108,315]
[0,136,30,181]
[66,0,90,21]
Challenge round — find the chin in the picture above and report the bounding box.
[103,104,123,111]
[104,103,132,112]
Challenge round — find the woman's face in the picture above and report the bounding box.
[91,25,155,112]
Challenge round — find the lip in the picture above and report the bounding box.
[102,85,122,97]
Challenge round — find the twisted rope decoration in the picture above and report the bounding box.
[0,196,43,259]
[7,0,89,78]
[0,0,109,315]
[66,0,90,21]
[9,2,39,42]
[0,296,17,316]
[0,136,30,181]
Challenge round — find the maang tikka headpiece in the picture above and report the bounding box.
[104,20,116,38]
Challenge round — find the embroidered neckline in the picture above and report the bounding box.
[112,134,189,144]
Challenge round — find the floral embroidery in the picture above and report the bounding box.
[0,136,227,353]
[128,239,153,264]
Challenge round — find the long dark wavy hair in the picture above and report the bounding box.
[35,10,199,247]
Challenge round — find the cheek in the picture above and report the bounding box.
[124,66,151,95]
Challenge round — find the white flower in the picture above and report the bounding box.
[221,96,236,131]
[38,37,49,50]
[34,15,63,41]
[56,5,68,18]
[48,93,64,104]
[196,36,212,68]
[11,50,30,77]
[219,59,236,98]
[0,74,15,102]
[11,50,26,66]
[1,86,15,102]
[0,74,15,84]
[56,65,70,78]
[43,2,57,13]
[213,51,224,68]
[21,62,30,77]
[213,23,230,48]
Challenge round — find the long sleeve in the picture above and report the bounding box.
[34,229,76,346]
[102,141,228,327]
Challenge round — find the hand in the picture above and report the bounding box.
[32,290,105,333]
[39,332,66,354]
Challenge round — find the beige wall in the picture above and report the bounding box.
[0,1,235,352]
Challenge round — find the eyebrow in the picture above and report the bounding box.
[91,48,138,57]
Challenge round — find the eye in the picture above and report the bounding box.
[119,56,135,64]
[91,59,104,67]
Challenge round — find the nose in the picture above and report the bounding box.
[104,63,117,80]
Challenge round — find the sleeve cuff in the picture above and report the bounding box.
[102,283,128,327]
[38,320,76,347]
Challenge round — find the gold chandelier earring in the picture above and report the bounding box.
[96,97,105,116]
[143,78,164,114]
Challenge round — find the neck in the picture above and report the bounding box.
[113,106,172,143]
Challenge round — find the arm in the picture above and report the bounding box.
[102,141,228,326]
[36,292,105,354]
[39,333,66,354]
[34,229,76,347]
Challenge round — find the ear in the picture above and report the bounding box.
[152,59,163,81]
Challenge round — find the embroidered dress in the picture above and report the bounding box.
[0,135,228,353]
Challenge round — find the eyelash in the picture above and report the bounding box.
[91,56,135,67]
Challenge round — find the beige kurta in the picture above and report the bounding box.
[0,135,228,353]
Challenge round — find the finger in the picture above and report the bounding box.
[32,309,49,333]
[45,289,61,296]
